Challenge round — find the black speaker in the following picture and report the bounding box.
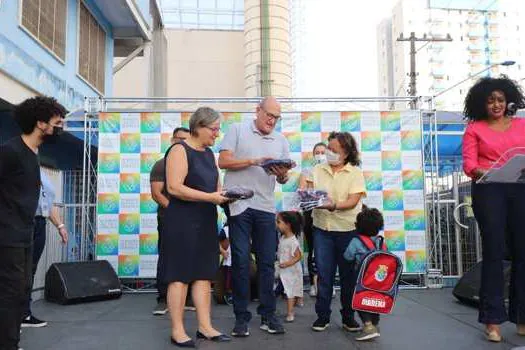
[453,260,511,306]
[45,260,122,305]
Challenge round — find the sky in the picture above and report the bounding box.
[293,0,399,98]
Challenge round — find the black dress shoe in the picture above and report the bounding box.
[196,330,232,342]
[170,337,196,348]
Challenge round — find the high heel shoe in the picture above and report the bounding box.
[170,337,196,348]
[485,327,501,342]
[196,330,232,342]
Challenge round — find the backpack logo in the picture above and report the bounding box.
[374,264,388,282]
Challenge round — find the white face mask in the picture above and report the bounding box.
[313,154,326,164]
[325,149,342,165]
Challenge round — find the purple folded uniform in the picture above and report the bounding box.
[260,159,294,175]
[223,187,255,200]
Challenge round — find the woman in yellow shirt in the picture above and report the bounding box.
[309,132,366,333]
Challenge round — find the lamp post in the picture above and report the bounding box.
[434,60,515,99]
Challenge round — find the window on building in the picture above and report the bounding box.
[78,2,106,94]
[20,0,67,61]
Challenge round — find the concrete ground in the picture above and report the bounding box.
[20,289,525,350]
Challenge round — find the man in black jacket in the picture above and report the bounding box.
[0,96,66,350]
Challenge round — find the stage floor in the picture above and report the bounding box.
[20,289,525,350]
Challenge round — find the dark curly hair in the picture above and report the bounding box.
[355,207,384,237]
[14,96,67,134]
[327,131,360,166]
[277,211,303,237]
[463,75,525,121]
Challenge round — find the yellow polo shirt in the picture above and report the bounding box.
[312,163,366,232]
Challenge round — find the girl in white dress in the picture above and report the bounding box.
[276,211,304,322]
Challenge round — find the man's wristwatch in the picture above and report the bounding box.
[57,223,65,229]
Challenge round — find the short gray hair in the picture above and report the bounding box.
[189,107,221,136]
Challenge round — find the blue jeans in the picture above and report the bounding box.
[472,182,525,324]
[23,216,47,318]
[314,227,357,321]
[230,208,277,322]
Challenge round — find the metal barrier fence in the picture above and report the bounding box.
[34,97,482,291]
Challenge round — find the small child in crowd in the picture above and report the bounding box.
[219,222,233,305]
[276,211,304,322]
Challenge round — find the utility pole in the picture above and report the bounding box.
[397,32,452,109]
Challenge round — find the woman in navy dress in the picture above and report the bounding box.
[163,107,231,347]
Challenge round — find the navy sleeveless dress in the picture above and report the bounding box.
[161,141,219,284]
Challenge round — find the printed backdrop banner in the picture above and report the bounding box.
[96,111,426,277]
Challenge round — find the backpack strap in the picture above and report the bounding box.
[358,235,387,251]
[357,235,376,251]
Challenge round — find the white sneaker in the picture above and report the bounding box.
[309,285,317,297]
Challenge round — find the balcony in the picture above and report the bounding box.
[468,41,487,51]
[468,55,487,65]
[487,30,500,38]
[467,29,485,38]
[466,16,484,25]
[431,66,445,78]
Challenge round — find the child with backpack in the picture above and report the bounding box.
[344,207,389,341]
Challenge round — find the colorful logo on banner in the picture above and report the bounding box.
[383,190,404,211]
[99,113,121,133]
[404,210,426,231]
[384,230,405,251]
[161,133,172,153]
[364,171,383,191]
[401,131,422,151]
[403,170,424,190]
[96,111,426,277]
[301,112,321,132]
[140,194,158,214]
[361,131,382,152]
[97,194,120,214]
[341,112,361,132]
[99,154,120,174]
[139,234,158,255]
[406,250,426,273]
[141,113,161,133]
[382,151,402,171]
[120,174,140,193]
[381,112,401,131]
[121,133,141,153]
[119,214,140,235]
[140,153,161,174]
[118,255,139,276]
[96,234,119,255]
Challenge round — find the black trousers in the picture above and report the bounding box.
[23,216,47,317]
[472,182,525,324]
[0,245,32,350]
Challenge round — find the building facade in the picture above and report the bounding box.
[378,0,524,110]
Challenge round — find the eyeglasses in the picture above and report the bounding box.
[261,107,281,121]
[205,126,221,134]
